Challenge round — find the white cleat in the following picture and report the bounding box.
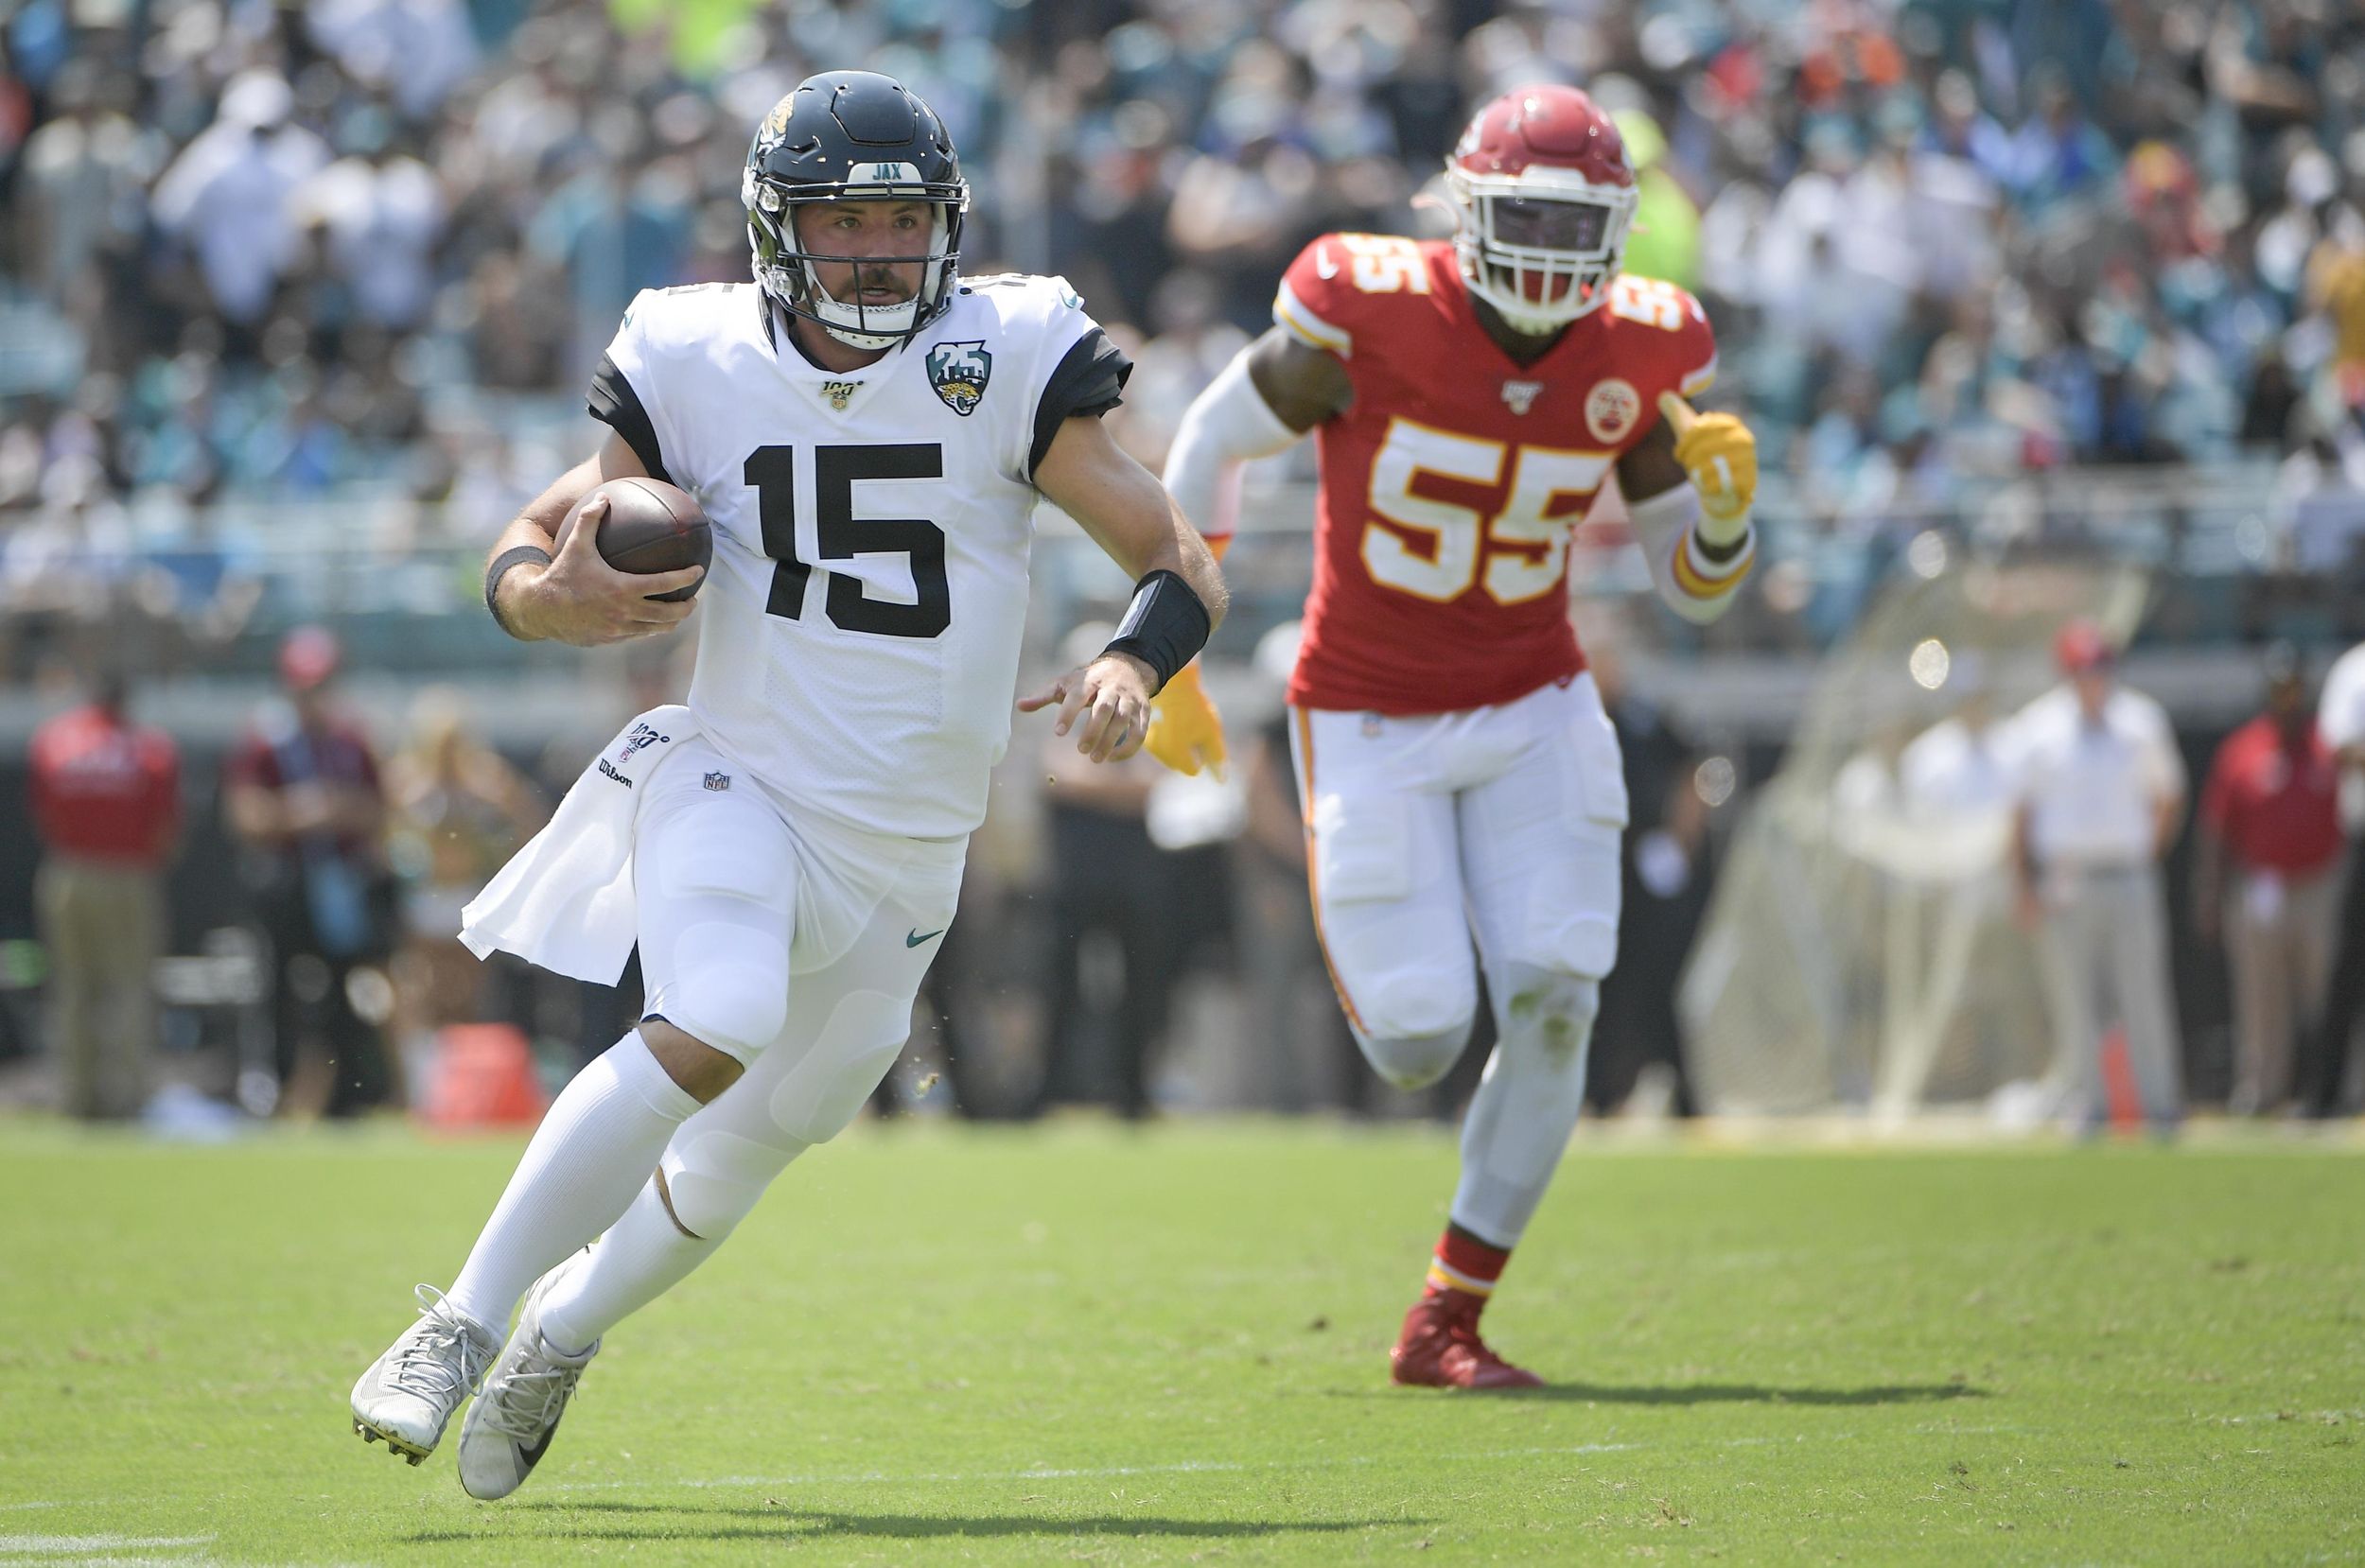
[350,1285,500,1465]
[458,1254,600,1501]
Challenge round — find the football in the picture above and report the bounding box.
[554,477,711,602]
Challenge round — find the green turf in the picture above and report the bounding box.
[2,1119,2360,1565]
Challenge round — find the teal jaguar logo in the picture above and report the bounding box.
[927,340,991,416]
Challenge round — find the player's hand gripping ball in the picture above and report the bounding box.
[1656,393,1756,547]
[1143,660,1228,778]
[553,479,713,602]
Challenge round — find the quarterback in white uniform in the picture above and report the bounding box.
[349,71,1226,1498]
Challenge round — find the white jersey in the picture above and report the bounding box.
[589,274,1127,839]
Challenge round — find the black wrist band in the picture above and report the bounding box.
[1101,568,1211,696]
[1694,523,1751,565]
[484,545,552,638]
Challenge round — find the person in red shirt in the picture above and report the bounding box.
[223,626,394,1118]
[1159,86,1757,1387]
[2194,644,2344,1116]
[28,668,181,1120]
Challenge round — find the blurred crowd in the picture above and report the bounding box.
[6,0,2365,611]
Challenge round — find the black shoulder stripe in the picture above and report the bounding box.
[587,354,674,486]
[1029,327,1133,477]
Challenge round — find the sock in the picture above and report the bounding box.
[1425,1225,1511,1301]
[535,1174,719,1355]
[442,1033,703,1334]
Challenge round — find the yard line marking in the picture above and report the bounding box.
[0,1537,215,1553]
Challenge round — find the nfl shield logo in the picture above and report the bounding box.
[703,772,730,792]
[927,340,992,416]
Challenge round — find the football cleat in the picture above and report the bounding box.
[350,1285,501,1462]
[1389,1288,1545,1390]
[458,1253,600,1501]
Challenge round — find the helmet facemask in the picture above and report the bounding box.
[1446,167,1636,335]
[745,166,967,352]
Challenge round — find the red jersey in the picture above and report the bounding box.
[29,704,181,865]
[1273,235,1717,714]
[2199,716,2343,877]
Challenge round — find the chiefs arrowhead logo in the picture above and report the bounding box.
[927,340,992,416]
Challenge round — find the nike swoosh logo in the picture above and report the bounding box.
[518,1424,556,1467]
[1314,246,1339,280]
[906,927,946,948]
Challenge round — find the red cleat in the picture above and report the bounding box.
[1389,1289,1544,1389]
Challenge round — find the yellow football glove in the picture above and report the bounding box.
[1143,660,1228,778]
[1657,393,1757,546]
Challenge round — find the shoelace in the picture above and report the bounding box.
[476,1345,587,1442]
[386,1284,493,1405]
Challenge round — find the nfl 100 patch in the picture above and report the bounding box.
[927,341,991,415]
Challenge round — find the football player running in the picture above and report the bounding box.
[1158,85,1754,1388]
[349,71,1224,1494]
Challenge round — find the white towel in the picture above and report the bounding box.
[460,705,698,984]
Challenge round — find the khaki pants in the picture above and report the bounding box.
[2035,862,2182,1127]
[2225,867,2338,1114]
[37,858,165,1120]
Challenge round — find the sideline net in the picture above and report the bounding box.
[1680,552,2152,1119]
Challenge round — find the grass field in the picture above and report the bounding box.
[3,1119,2361,1565]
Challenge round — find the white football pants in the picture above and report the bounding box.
[632,735,959,1232]
[1290,675,1627,1247]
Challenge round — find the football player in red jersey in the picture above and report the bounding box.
[1154,85,1758,1388]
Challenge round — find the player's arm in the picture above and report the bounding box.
[1617,395,1757,626]
[482,428,704,647]
[1023,414,1230,764]
[1165,328,1346,546]
[1129,328,1347,775]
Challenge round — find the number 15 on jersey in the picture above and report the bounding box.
[743,443,952,639]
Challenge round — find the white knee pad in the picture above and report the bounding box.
[658,1125,806,1241]
[1336,936,1478,1087]
[644,807,797,1059]
[766,988,909,1145]
[657,957,789,1064]
[1498,966,1602,1068]
[1355,1020,1472,1092]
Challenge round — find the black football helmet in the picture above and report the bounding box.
[743,71,968,351]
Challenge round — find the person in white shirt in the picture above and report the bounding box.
[2006,620,2187,1131]
[2305,638,2365,1115]
[149,71,328,327]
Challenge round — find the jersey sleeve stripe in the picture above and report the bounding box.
[1678,355,1718,397]
[1672,526,1754,600]
[1273,281,1353,358]
[1030,326,1133,476]
[587,354,674,487]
